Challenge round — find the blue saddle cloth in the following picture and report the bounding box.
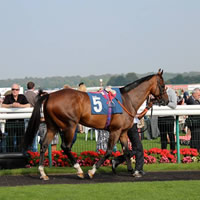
[87,88,123,115]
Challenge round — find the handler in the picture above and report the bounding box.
[112,101,153,177]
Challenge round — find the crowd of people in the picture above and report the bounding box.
[0,82,200,178]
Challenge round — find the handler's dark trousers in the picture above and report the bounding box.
[158,116,175,151]
[113,124,144,171]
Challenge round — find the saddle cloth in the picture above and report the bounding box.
[87,88,123,115]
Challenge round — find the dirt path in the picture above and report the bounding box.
[0,171,200,187]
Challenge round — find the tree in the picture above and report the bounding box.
[125,73,138,84]
[107,73,138,86]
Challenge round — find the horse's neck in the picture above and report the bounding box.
[127,81,153,112]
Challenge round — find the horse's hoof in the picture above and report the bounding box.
[88,170,94,179]
[77,172,84,179]
[40,175,49,181]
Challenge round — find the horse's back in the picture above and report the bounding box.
[48,88,89,110]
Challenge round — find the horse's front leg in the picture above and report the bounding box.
[88,149,113,179]
[88,130,119,179]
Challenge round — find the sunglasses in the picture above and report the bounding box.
[12,88,20,91]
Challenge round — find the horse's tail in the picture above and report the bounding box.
[23,93,49,151]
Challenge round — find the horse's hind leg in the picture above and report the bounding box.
[38,124,56,180]
[61,127,84,179]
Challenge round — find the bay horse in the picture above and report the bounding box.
[24,69,168,180]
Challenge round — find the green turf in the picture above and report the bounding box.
[0,158,199,200]
[0,181,199,200]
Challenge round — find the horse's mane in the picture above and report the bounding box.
[120,74,155,93]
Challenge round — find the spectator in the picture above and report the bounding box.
[63,84,71,89]
[2,84,30,108]
[96,130,110,152]
[25,81,38,152]
[183,89,189,104]
[146,95,160,140]
[38,122,59,152]
[2,83,30,152]
[78,82,87,92]
[186,88,200,152]
[176,90,184,105]
[158,87,177,153]
[25,81,37,107]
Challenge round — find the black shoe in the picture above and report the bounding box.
[111,160,118,174]
[139,170,146,176]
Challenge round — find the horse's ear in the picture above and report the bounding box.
[157,69,163,76]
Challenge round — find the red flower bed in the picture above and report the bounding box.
[26,148,200,168]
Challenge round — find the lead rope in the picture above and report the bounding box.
[104,89,153,125]
[114,95,152,120]
[116,95,154,134]
[116,99,135,118]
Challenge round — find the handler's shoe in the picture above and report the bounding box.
[111,160,118,174]
[132,170,142,178]
[139,170,146,176]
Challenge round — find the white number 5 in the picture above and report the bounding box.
[92,96,102,112]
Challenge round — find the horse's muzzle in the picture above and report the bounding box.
[159,99,169,106]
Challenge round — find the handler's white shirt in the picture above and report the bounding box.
[134,101,146,123]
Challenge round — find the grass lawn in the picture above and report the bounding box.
[0,180,199,200]
[0,159,200,200]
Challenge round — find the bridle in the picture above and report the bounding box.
[152,75,167,106]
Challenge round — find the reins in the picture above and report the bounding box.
[116,98,135,118]
[117,95,153,133]
[104,89,152,119]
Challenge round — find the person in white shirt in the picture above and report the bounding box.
[158,87,177,153]
[111,100,152,178]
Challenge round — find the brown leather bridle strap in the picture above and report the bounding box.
[116,98,152,119]
[105,89,152,119]
[116,99,135,118]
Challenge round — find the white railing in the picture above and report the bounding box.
[1,105,200,132]
[0,108,33,119]
[144,105,200,116]
[1,105,200,120]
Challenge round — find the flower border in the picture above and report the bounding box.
[26,148,200,168]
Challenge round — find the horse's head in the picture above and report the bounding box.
[151,69,169,106]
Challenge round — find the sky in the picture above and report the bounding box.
[0,0,200,80]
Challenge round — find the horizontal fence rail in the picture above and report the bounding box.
[0,105,200,164]
[1,105,200,119]
[1,105,200,118]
